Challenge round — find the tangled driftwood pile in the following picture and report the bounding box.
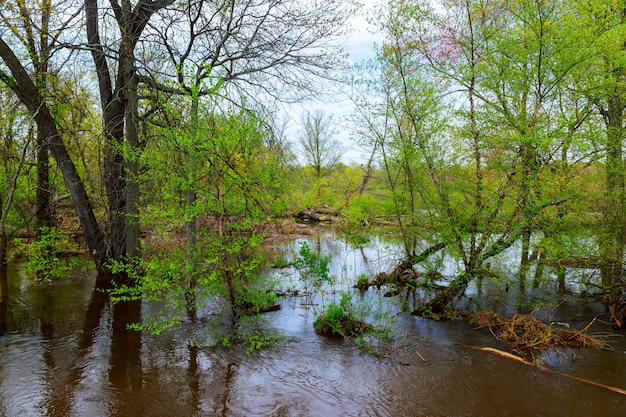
[471,311,609,354]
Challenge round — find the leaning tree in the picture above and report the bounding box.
[0,0,352,272]
[362,0,597,314]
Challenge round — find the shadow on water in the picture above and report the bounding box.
[0,234,625,416]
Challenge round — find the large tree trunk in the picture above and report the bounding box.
[39,116,107,268]
[123,70,141,259]
[412,272,474,315]
[35,128,52,233]
[0,37,107,269]
[86,0,175,262]
[185,93,201,321]
[0,268,6,336]
[86,0,126,261]
[518,141,539,293]
[519,226,531,292]
[600,92,626,314]
[0,221,5,268]
[103,131,127,261]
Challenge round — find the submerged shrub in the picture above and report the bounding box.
[15,227,88,281]
[219,315,286,355]
[292,241,334,304]
[313,292,374,337]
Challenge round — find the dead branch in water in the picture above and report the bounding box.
[462,345,626,396]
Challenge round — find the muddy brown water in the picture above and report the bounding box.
[1,233,625,416]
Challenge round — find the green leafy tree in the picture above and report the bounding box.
[0,89,32,265]
[568,0,626,313]
[358,0,597,314]
[0,33,106,269]
[0,0,60,234]
[120,105,286,350]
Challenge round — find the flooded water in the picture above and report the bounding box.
[1,232,626,416]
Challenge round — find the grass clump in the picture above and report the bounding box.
[314,303,374,337]
[353,273,370,290]
[313,291,376,338]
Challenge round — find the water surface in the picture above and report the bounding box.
[0,233,624,416]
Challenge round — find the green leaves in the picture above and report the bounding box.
[292,241,334,305]
[13,227,91,282]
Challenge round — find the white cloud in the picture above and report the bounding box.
[283,1,386,165]
[345,1,384,65]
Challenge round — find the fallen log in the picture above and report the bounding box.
[461,345,626,396]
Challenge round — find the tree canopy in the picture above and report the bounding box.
[1,0,626,323]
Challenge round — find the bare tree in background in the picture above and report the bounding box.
[298,110,342,178]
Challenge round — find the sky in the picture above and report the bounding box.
[286,1,385,165]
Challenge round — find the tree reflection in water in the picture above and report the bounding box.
[0,236,625,417]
